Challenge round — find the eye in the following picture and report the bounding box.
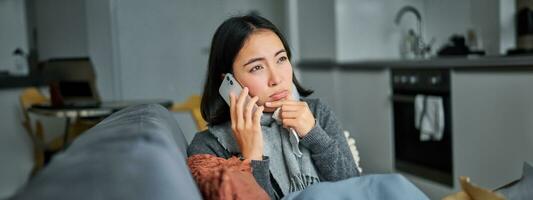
[277,56,288,64]
[249,65,263,72]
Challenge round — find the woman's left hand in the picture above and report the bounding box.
[265,100,315,137]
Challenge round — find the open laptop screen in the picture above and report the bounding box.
[59,81,93,98]
[56,81,100,107]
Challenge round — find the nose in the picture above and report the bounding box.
[268,67,282,87]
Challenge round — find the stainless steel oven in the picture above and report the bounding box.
[391,69,453,187]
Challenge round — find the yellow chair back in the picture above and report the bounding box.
[171,95,207,131]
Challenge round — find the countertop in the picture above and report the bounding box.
[298,55,533,70]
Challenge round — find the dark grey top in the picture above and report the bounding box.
[187,98,360,199]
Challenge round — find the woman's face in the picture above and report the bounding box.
[232,29,293,112]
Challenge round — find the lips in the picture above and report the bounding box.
[270,90,289,101]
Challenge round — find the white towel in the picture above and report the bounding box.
[414,95,444,141]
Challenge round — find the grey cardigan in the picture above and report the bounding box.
[187,98,360,199]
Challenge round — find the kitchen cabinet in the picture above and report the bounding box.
[452,70,533,188]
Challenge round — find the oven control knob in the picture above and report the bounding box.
[430,76,440,85]
[400,76,408,84]
[393,76,400,83]
[409,76,418,84]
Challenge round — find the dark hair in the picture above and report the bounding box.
[201,14,313,125]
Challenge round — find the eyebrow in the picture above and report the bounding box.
[242,49,286,67]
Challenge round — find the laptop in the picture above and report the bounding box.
[53,81,101,108]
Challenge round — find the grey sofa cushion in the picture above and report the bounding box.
[10,104,202,200]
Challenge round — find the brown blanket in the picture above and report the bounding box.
[187,154,269,200]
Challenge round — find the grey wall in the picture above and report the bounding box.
[113,0,221,102]
[469,0,500,55]
[113,0,286,103]
[0,0,29,73]
[297,0,336,60]
[34,0,88,61]
[0,1,32,197]
[86,0,116,100]
[499,0,516,54]
[304,0,513,62]
[335,0,424,61]
[0,89,33,198]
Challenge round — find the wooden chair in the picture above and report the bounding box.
[20,87,95,176]
[170,95,207,131]
[20,87,56,175]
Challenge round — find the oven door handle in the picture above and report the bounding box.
[391,94,416,103]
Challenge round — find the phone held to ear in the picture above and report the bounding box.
[219,73,303,155]
[219,73,257,111]
[219,73,300,108]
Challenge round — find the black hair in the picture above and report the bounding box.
[201,14,313,125]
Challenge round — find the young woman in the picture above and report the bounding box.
[187,14,359,199]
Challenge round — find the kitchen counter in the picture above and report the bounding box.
[0,74,44,89]
[298,55,533,70]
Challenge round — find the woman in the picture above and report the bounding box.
[187,14,359,199]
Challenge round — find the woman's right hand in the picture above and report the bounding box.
[230,87,265,161]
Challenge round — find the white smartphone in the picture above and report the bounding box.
[219,73,257,110]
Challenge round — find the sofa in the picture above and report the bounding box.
[9,104,439,200]
[9,104,203,200]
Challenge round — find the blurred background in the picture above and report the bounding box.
[1,0,532,199]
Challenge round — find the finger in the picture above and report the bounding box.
[281,110,299,119]
[245,96,259,128]
[253,106,264,128]
[280,104,302,112]
[265,99,299,108]
[282,118,297,129]
[236,87,248,130]
[230,94,237,130]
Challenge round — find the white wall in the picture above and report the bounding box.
[112,0,219,102]
[86,0,116,100]
[222,0,286,33]
[0,89,34,198]
[335,0,424,61]
[0,0,29,73]
[423,0,472,56]
[309,0,512,62]
[0,1,32,197]
[297,0,336,60]
[499,0,516,54]
[113,0,286,103]
[34,0,88,60]
[469,0,500,55]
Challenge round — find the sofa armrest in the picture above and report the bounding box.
[10,104,202,200]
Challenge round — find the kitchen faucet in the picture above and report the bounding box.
[395,6,432,59]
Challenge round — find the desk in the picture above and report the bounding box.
[28,99,173,149]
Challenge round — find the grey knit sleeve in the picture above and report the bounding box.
[186,131,277,199]
[250,158,279,199]
[299,99,360,181]
[186,130,232,158]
